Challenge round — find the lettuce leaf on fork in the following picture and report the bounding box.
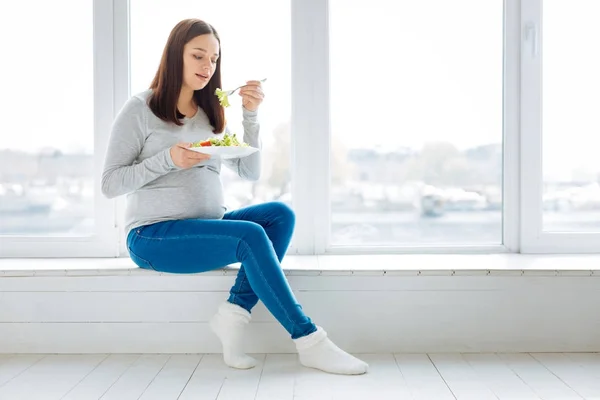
[215,88,230,107]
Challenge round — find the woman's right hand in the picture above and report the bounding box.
[170,142,211,169]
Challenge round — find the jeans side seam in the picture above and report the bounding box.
[224,217,273,226]
[136,219,274,241]
[136,232,246,242]
[229,273,248,304]
[238,239,298,334]
[127,246,155,270]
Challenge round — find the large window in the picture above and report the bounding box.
[2,0,598,257]
[0,1,95,237]
[130,0,292,213]
[329,0,504,246]
[0,0,117,257]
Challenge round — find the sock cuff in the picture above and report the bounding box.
[219,301,251,321]
[293,326,327,351]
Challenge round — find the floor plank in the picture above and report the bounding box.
[462,353,540,400]
[394,353,456,400]
[338,354,413,400]
[138,354,202,400]
[178,353,266,400]
[565,353,600,379]
[429,353,497,400]
[288,362,339,400]
[497,353,583,400]
[0,354,105,400]
[99,354,170,400]
[0,354,45,387]
[62,354,141,400]
[254,354,298,400]
[532,353,600,399]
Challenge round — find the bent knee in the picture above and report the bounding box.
[270,201,295,224]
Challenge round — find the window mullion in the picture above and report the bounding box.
[519,0,543,252]
[113,0,131,257]
[291,0,331,255]
[503,0,522,252]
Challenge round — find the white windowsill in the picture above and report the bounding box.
[1,254,599,277]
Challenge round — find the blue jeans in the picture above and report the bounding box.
[126,201,317,339]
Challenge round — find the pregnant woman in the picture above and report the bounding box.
[101,18,368,375]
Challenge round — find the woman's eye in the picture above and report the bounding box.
[211,59,217,64]
[194,55,202,60]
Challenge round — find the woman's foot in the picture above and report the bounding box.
[209,301,258,369]
[294,326,368,375]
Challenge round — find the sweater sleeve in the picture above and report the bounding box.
[222,107,262,181]
[101,97,177,199]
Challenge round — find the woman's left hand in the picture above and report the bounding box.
[239,80,265,112]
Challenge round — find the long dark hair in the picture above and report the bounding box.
[148,19,225,133]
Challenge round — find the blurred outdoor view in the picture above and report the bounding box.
[541,0,600,233]
[1,1,598,245]
[329,0,505,245]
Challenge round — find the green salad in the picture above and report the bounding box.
[191,132,249,148]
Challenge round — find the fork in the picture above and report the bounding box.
[223,78,267,96]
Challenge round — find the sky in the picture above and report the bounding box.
[0,0,598,182]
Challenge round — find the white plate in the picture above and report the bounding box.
[188,145,258,160]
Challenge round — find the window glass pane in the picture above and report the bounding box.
[0,1,95,236]
[329,0,504,245]
[130,0,291,212]
[542,0,600,232]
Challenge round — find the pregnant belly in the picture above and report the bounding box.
[131,169,226,221]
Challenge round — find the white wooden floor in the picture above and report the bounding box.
[0,353,599,400]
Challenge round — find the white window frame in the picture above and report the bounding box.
[290,0,331,255]
[3,0,598,258]
[114,0,131,258]
[520,0,600,253]
[0,0,119,258]
[292,0,522,255]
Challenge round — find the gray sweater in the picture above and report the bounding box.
[101,90,261,234]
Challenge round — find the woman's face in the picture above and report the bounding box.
[182,34,220,92]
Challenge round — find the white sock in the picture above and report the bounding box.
[294,326,368,375]
[209,301,258,369]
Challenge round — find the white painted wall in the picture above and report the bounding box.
[1,270,599,354]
